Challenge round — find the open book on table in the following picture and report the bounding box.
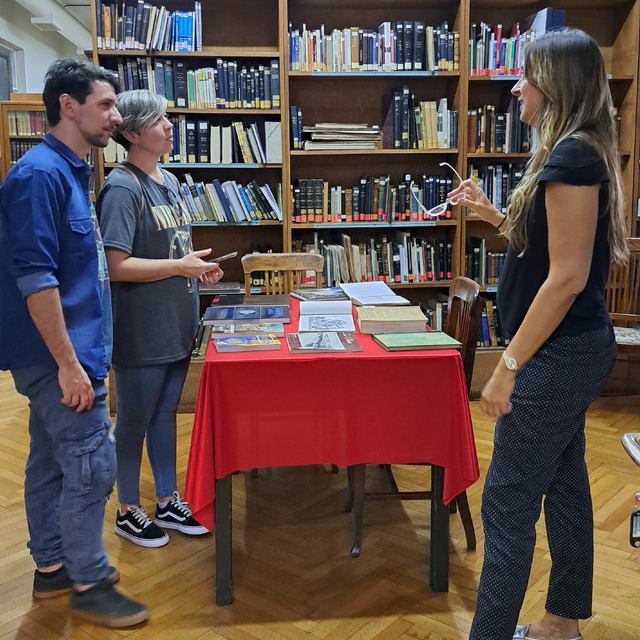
[298,300,355,332]
[338,281,410,306]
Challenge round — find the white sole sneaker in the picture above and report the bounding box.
[114,525,169,548]
[153,519,209,536]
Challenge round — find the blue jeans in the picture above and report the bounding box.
[114,358,190,505]
[11,366,115,584]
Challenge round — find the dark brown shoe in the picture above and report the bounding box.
[33,565,120,599]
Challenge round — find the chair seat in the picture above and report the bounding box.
[613,325,640,346]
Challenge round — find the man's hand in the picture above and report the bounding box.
[59,362,95,412]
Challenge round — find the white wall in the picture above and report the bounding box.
[0,0,79,92]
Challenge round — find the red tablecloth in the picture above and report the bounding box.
[185,298,479,530]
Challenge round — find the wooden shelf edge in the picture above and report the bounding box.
[291,148,459,156]
[97,46,279,58]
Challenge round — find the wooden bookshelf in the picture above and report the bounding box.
[463,0,640,364]
[0,102,47,177]
[0,0,626,405]
[91,0,287,291]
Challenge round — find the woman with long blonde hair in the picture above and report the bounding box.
[448,29,628,640]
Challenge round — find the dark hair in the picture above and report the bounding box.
[42,58,120,126]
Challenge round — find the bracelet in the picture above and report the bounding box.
[496,215,507,230]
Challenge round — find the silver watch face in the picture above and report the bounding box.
[503,352,518,370]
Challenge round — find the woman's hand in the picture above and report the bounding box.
[176,248,219,279]
[480,361,516,418]
[448,179,503,225]
[200,264,223,285]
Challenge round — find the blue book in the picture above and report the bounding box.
[213,336,281,352]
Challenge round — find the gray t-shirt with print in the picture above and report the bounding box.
[96,162,198,368]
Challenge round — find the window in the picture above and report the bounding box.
[0,45,16,100]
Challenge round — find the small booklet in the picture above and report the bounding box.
[298,300,356,332]
[213,335,281,353]
[338,281,410,306]
[208,322,285,337]
[204,304,290,325]
[286,332,362,353]
[290,287,349,301]
[373,331,461,351]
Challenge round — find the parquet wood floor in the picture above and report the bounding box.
[0,371,638,639]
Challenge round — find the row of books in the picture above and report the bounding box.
[290,95,458,151]
[466,238,506,286]
[291,174,454,224]
[468,162,524,214]
[171,117,281,165]
[468,22,534,76]
[7,111,48,137]
[8,140,40,164]
[95,0,202,51]
[383,91,458,150]
[288,21,459,73]
[294,232,453,286]
[180,176,282,223]
[479,299,510,348]
[468,100,531,154]
[111,57,280,110]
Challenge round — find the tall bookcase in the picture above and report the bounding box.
[0,100,47,179]
[1,0,638,406]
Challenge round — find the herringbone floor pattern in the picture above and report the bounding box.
[0,370,638,640]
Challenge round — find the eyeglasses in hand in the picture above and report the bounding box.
[410,162,466,218]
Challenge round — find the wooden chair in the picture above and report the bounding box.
[606,238,640,349]
[241,252,324,294]
[346,276,483,556]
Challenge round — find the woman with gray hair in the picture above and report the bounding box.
[97,89,223,548]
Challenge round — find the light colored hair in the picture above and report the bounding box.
[505,28,629,265]
[112,89,168,150]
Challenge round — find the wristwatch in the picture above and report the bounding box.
[501,350,520,372]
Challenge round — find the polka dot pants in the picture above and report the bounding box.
[469,324,616,640]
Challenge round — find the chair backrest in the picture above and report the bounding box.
[606,238,640,324]
[443,277,483,394]
[241,252,325,294]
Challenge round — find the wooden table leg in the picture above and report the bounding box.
[429,465,449,592]
[350,463,366,558]
[215,474,233,605]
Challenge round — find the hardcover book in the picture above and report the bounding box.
[373,331,461,351]
[357,305,427,334]
[290,287,349,301]
[213,335,281,352]
[203,304,290,325]
[286,332,362,353]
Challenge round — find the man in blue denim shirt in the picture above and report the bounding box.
[0,59,147,628]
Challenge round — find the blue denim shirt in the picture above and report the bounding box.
[0,134,112,380]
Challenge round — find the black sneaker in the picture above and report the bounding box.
[33,565,120,599]
[114,506,169,548]
[70,578,148,628]
[154,491,209,535]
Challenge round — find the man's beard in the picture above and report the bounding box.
[83,131,111,148]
